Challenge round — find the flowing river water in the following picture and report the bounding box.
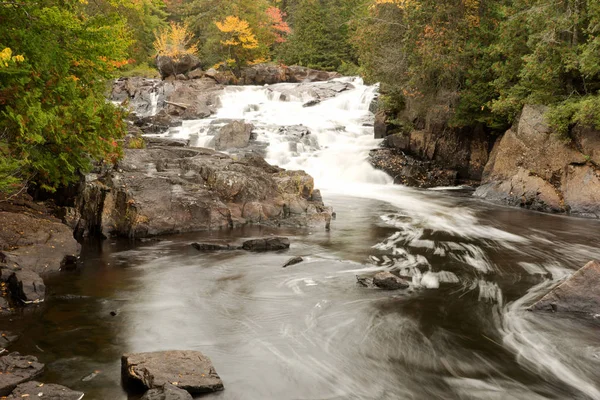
[4,78,600,399]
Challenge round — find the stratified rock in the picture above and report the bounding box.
[242,237,290,252]
[373,272,410,290]
[214,121,254,151]
[6,381,84,400]
[74,148,331,238]
[529,260,600,314]
[0,352,45,396]
[7,270,45,304]
[122,350,223,394]
[191,243,240,251]
[156,55,201,79]
[141,383,194,400]
[282,256,304,268]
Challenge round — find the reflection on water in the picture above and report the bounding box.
[3,192,600,400]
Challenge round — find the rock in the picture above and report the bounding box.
[191,243,240,251]
[214,121,254,150]
[373,272,410,290]
[145,137,190,147]
[283,256,304,268]
[302,99,320,108]
[6,381,84,400]
[374,111,389,139]
[278,125,311,138]
[73,147,332,238]
[0,204,80,274]
[7,269,45,304]
[141,383,193,400]
[0,352,45,396]
[475,105,600,217]
[0,332,18,349]
[529,260,600,314]
[242,237,290,252]
[187,69,204,80]
[122,350,223,394]
[238,64,340,85]
[156,55,201,79]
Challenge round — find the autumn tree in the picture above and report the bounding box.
[215,16,260,69]
[0,0,133,192]
[154,22,199,59]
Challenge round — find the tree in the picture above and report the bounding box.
[0,0,133,192]
[215,16,260,68]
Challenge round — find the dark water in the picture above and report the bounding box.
[3,187,600,400]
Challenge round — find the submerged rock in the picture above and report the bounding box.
[283,256,304,268]
[529,260,600,315]
[141,383,193,400]
[122,350,223,394]
[242,237,290,252]
[0,352,45,396]
[191,243,241,251]
[6,381,84,400]
[373,272,410,290]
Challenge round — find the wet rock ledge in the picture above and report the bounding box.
[68,143,332,239]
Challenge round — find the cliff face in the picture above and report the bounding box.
[475,105,600,218]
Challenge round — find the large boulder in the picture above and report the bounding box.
[529,260,600,315]
[475,105,600,217]
[6,381,84,400]
[214,121,254,151]
[0,352,45,396]
[156,55,201,79]
[73,148,332,238]
[122,351,224,394]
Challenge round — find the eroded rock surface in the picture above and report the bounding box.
[72,147,331,238]
[475,105,600,217]
[0,352,45,396]
[141,383,193,400]
[122,350,223,394]
[6,381,84,400]
[529,260,600,315]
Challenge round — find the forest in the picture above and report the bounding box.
[1,0,600,192]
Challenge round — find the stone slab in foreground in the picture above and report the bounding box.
[0,352,45,396]
[122,350,223,394]
[529,260,600,315]
[6,381,84,400]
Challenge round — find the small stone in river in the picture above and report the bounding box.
[191,243,240,251]
[141,383,193,400]
[242,237,290,252]
[6,381,84,400]
[110,311,118,317]
[283,256,304,268]
[122,350,223,394]
[373,272,410,290]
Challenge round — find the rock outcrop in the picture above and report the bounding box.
[475,105,600,217]
[529,260,600,315]
[371,124,493,187]
[122,351,224,394]
[0,352,45,396]
[214,121,254,151]
[71,147,332,238]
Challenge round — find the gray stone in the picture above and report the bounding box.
[0,352,45,396]
[156,55,200,79]
[283,256,304,268]
[122,350,223,394]
[6,381,84,400]
[529,260,600,315]
[373,272,410,290]
[191,243,240,251]
[242,237,290,252]
[214,121,254,150]
[141,383,194,400]
[7,269,45,304]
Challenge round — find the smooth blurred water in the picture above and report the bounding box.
[3,79,600,400]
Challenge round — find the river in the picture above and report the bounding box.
[4,78,600,399]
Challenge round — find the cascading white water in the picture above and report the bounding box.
[167,77,393,190]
